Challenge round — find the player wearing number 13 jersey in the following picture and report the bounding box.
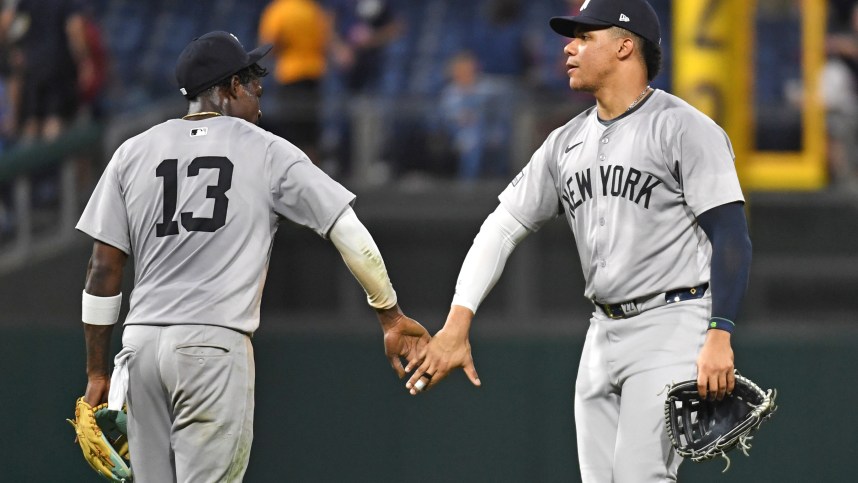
[74,31,429,483]
[79,111,339,331]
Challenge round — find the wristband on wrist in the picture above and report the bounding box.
[81,291,122,325]
[708,317,735,333]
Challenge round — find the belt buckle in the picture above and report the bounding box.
[603,304,625,319]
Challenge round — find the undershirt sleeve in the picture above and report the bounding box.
[451,205,531,313]
[697,202,752,331]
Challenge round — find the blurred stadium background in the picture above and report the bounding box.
[1,0,856,481]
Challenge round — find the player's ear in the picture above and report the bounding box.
[228,75,242,99]
[617,37,635,60]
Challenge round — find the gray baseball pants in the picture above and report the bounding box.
[575,296,710,482]
[122,324,255,483]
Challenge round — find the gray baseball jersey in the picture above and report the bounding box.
[499,89,744,304]
[77,116,355,333]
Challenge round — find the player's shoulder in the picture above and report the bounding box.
[649,90,724,132]
[545,105,596,145]
[110,120,177,161]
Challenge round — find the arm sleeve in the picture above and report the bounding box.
[76,150,132,255]
[269,139,355,238]
[451,205,531,313]
[329,206,397,310]
[697,202,752,332]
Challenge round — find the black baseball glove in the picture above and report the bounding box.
[664,371,777,472]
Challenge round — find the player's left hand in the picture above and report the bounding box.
[695,329,735,401]
[83,375,111,408]
[404,305,481,395]
[376,305,431,379]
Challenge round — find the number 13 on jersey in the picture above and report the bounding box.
[155,156,234,237]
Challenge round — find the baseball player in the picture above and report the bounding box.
[405,1,752,481]
[75,31,429,482]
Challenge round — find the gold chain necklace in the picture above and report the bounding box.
[182,111,222,120]
[627,86,651,112]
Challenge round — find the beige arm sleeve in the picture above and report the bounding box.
[451,205,530,313]
[329,206,397,310]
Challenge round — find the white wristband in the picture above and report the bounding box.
[81,291,122,325]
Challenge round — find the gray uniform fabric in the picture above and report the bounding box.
[499,89,743,303]
[123,325,254,483]
[77,115,355,481]
[498,90,743,481]
[77,116,355,334]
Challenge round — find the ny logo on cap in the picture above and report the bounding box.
[619,13,630,22]
[580,0,591,10]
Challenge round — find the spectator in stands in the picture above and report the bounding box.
[1,0,93,143]
[76,6,107,122]
[329,0,404,95]
[465,0,533,175]
[258,0,331,161]
[469,0,532,81]
[439,51,509,180]
[0,4,21,144]
[823,1,858,188]
[322,0,404,179]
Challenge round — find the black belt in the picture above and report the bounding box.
[596,283,709,320]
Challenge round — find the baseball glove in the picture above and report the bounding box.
[67,397,132,482]
[664,371,777,472]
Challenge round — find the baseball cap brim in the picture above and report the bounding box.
[248,44,273,65]
[550,16,613,38]
[182,43,273,98]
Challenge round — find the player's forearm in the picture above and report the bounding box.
[84,324,114,378]
[329,207,397,310]
[697,202,752,332]
[444,304,475,337]
[374,303,405,330]
[82,242,128,378]
[451,205,529,313]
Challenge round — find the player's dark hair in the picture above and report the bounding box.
[611,27,662,82]
[192,63,269,100]
[641,38,662,82]
[213,63,269,90]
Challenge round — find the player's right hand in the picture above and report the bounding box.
[404,305,481,395]
[377,305,431,379]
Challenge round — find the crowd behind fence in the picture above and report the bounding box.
[0,0,856,265]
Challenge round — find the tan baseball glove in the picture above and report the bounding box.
[67,397,132,482]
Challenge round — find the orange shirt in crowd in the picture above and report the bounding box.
[258,0,330,84]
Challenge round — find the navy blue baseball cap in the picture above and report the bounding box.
[176,31,272,99]
[550,0,661,45]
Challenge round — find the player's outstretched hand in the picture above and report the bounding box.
[377,304,431,379]
[696,328,735,401]
[404,305,481,395]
